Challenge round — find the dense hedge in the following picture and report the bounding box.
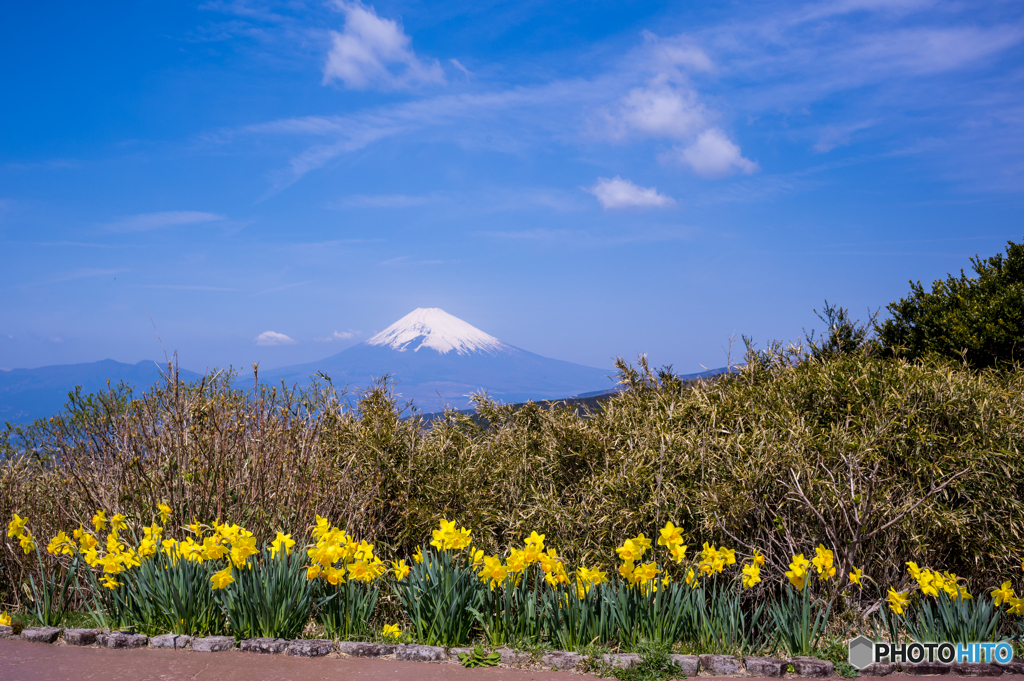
[3,352,1023,612]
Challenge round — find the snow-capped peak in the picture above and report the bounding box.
[366,308,511,355]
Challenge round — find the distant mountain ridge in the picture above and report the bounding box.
[260,308,614,412]
[0,359,202,424]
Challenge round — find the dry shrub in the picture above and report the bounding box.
[2,353,1022,611]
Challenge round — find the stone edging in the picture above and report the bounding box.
[6,625,1022,677]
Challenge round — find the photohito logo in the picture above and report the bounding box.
[847,636,1015,669]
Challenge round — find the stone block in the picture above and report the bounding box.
[541,651,583,670]
[0,625,13,639]
[240,638,289,654]
[286,639,338,658]
[862,662,895,676]
[745,656,787,677]
[670,654,699,676]
[191,636,236,652]
[790,657,834,678]
[64,628,100,646]
[902,662,951,675]
[995,661,1024,676]
[337,641,397,657]
[604,653,642,668]
[699,654,743,676]
[498,648,533,667]
[150,634,191,650]
[98,631,149,649]
[449,647,474,662]
[953,663,1002,677]
[396,643,447,662]
[21,627,62,644]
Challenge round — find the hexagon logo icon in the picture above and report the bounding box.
[848,635,875,669]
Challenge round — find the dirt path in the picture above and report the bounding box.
[3,640,1023,681]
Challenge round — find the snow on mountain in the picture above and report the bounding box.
[366,308,511,355]
[261,308,613,411]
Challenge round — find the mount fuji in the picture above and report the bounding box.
[260,308,614,412]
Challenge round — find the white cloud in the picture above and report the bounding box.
[672,128,758,178]
[323,1,444,90]
[106,211,225,232]
[586,176,676,210]
[255,330,297,346]
[602,83,707,141]
[315,329,360,342]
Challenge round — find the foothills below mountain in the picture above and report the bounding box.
[1,308,724,423]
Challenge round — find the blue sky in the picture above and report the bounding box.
[2,0,1023,375]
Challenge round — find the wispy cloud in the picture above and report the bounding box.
[146,284,238,291]
[315,329,360,342]
[322,1,444,91]
[586,176,676,210]
[328,193,439,208]
[255,330,297,346]
[105,211,226,232]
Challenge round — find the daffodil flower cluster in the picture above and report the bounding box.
[617,532,659,587]
[305,515,386,585]
[785,545,836,590]
[906,562,971,600]
[991,581,1024,615]
[475,529,579,592]
[430,518,473,551]
[7,513,36,555]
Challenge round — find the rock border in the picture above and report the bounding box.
[10,629,1021,678]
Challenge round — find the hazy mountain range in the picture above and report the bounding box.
[0,309,617,422]
[1,308,727,423]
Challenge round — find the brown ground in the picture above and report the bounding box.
[2,640,1023,681]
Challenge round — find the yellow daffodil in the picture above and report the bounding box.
[1007,597,1024,615]
[19,532,36,554]
[270,532,296,559]
[669,543,688,564]
[752,549,766,566]
[811,545,835,581]
[91,510,107,533]
[47,531,75,556]
[506,548,528,574]
[906,561,922,581]
[110,514,127,533]
[0,612,10,626]
[392,559,410,581]
[524,531,545,549]
[7,514,28,538]
[992,581,1015,606]
[887,588,909,615]
[382,624,402,640]
[189,519,202,535]
[685,567,697,588]
[158,503,172,524]
[324,566,345,585]
[413,546,423,564]
[786,554,810,590]
[632,562,659,585]
[210,566,234,590]
[849,567,863,588]
[306,564,322,580]
[658,521,684,548]
[742,563,761,589]
[479,555,507,590]
[100,575,121,589]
